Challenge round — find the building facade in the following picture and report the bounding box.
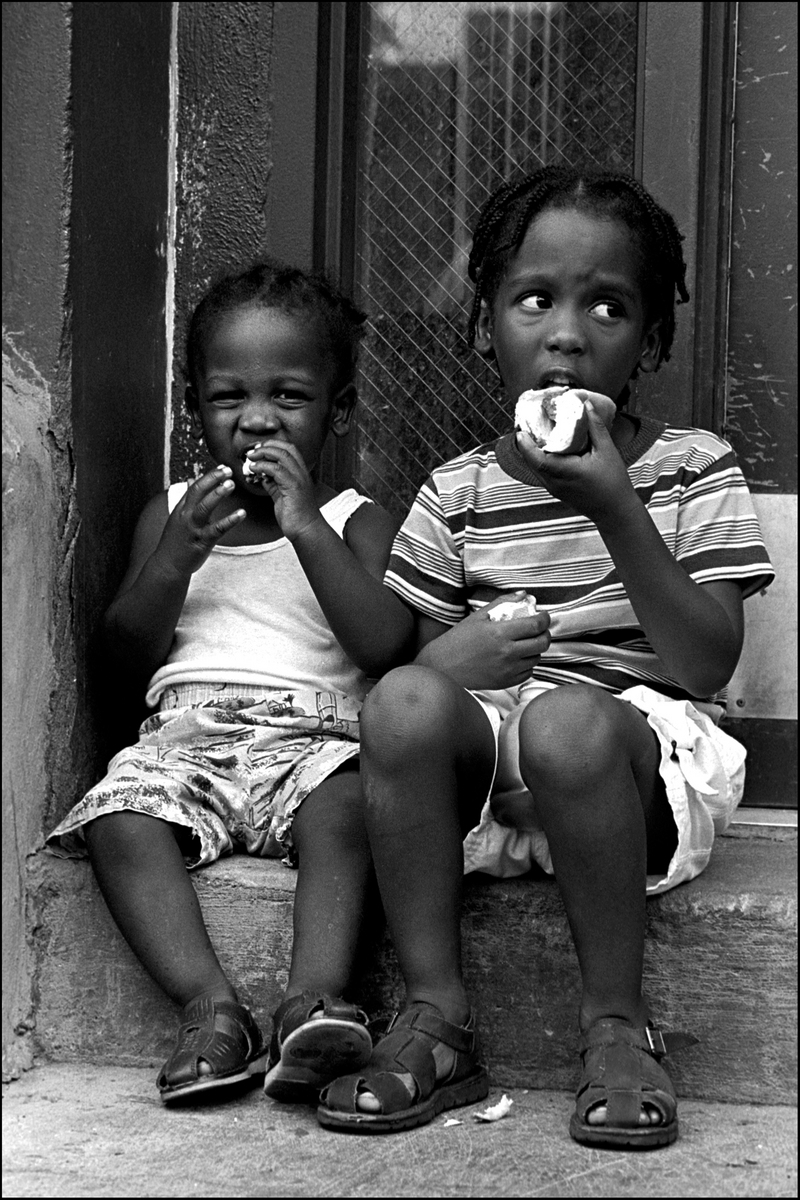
[3,0,796,1076]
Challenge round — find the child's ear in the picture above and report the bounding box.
[185,386,204,442]
[473,300,495,360]
[637,321,663,375]
[330,383,357,438]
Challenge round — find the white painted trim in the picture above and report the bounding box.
[164,1,179,488]
[730,807,797,829]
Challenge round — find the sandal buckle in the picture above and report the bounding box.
[646,1026,667,1057]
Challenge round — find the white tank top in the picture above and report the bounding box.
[145,486,373,708]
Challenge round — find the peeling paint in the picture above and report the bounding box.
[737,69,790,86]
[2,0,75,1080]
[3,343,64,1079]
[727,2,797,495]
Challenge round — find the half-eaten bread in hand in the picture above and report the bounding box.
[515,387,617,455]
[487,593,538,622]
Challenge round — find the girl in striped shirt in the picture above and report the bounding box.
[318,166,773,1147]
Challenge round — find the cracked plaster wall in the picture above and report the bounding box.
[3,0,175,1079]
[2,1,75,1078]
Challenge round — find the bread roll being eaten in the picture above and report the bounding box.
[487,594,538,622]
[242,443,263,481]
[515,387,616,455]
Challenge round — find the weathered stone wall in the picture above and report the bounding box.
[2,1,75,1079]
[2,0,175,1079]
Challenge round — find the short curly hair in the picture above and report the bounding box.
[185,258,367,389]
[467,165,690,369]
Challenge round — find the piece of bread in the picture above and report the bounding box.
[241,444,263,480]
[487,594,538,622]
[515,387,616,455]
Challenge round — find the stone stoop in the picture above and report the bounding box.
[28,833,796,1106]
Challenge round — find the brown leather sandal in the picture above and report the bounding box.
[263,991,372,1104]
[317,1001,489,1133]
[157,996,267,1104]
[569,1018,697,1149]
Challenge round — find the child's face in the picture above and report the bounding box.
[475,207,661,406]
[188,305,354,486]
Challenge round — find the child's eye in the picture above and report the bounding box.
[519,293,551,311]
[591,300,625,321]
[274,391,311,407]
[209,391,242,406]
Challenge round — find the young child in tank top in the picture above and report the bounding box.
[47,260,414,1104]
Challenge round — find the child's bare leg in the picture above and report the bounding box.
[361,666,494,1020]
[88,810,268,1100]
[263,764,378,1102]
[85,811,235,1007]
[353,665,494,1111]
[284,762,374,999]
[510,684,677,1125]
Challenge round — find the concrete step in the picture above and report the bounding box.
[29,831,797,1106]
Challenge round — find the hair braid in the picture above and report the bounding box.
[468,176,540,283]
[466,165,690,366]
[467,169,574,345]
[606,173,690,303]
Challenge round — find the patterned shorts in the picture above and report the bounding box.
[46,684,362,869]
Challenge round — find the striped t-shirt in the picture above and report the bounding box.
[385,417,774,706]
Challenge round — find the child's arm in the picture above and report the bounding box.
[413,599,551,690]
[518,405,744,697]
[293,503,415,675]
[103,465,245,682]
[247,440,414,675]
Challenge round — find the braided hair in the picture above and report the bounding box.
[467,165,689,368]
[186,258,367,389]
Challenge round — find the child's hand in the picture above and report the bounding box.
[517,401,637,528]
[243,440,321,541]
[418,593,551,689]
[156,466,245,576]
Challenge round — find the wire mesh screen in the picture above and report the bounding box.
[354,1,639,516]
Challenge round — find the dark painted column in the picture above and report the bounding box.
[2,0,73,1079]
[70,1,172,769]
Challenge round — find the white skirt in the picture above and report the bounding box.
[462,683,746,896]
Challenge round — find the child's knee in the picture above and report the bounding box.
[361,664,462,754]
[518,685,629,788]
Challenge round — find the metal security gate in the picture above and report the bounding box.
[352,1,640,517]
